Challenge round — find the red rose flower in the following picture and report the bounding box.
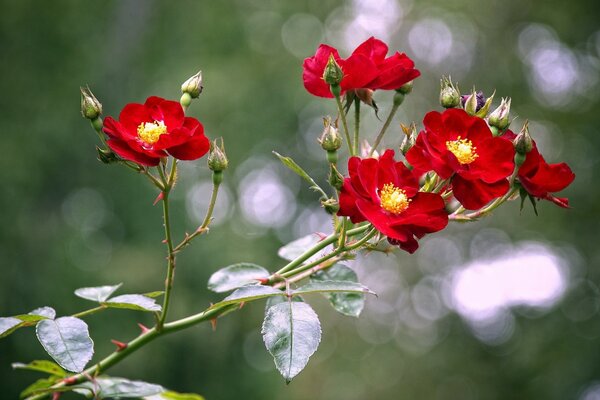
[503,131,575,207]
[406,108,515,210]
[338,150,448,254]
[351,37,420,90]
[103,96,210,166]
[303,43,378,98]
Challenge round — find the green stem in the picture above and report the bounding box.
[334,94,353,155]
[450,187,518,222]
[71,305,107,319]
[369,102,400,157]
[353,99,361,156]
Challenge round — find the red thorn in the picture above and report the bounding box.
[62,376,77,385]
[257,278,269,284]
[239,301,245,309]
[138,323,150,334]
[315,232,328,240]
[52,392,61,400]
[162,239,168,243]
[210,318,217,331]
[153,191,165,206]
[111,339,128,352]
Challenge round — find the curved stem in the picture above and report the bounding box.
[353,99,361,156]
[334,94,353,155]
[369,102,400,157]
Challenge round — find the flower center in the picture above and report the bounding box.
[446,136,478,164]
[137,120,167,145]
[379,183,411,214]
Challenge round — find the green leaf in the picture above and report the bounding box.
[211,285,285,309]
[19,376,59,399]
[278,234,329,262]
[293,280,375,296]
[311,264,367,317]
[265,294,303,312]
[262,301,321,383]
[73,377,164,398]
[12,360,67,376]
[75,283,122,303]
[207,263,270,293]
[35,317,94,373]
[104,294,162,312]
[272,151,327,199]
[0,317,22,339]
[143,291,165,298]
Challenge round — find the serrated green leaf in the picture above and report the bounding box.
[311,264,366,317]
[73,377,164,398]
[207,263,270,293]
[262,301,321,383]
[278,234,329,263]
[12,360,67,376]
[272,151,327,198]
[19,376,59,399]
[211,285,285,309]
[0,317,22,339]
[293,280,375,296]
[75,283,122,303]
[104,294,161,312]
[265,294,303,312]
[35,317,94,373]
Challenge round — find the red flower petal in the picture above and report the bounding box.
[107,138,162,166]
[167,134,210,160]
[302,44,341,98]
[452,175,509,210]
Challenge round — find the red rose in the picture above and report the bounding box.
[352,37,420,90]
[406,108,515,210]
[303,44,378,98]
[503,131,575,207]
[338,150,448,253]
[103,96,210,166]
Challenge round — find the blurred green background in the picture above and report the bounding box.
[1,0,599,399]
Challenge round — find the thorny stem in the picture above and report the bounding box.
[334,93,354,155]
[369,102,400,157]
[29,224,376,400]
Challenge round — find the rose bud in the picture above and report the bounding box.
[181,70,203,98]
[208,138,229,173]
[80,86,102,120]
[488,97,512,131]
[397,80,413,95]
[513,120,533,165]
[439,76,460,108]
[323,54,344,86]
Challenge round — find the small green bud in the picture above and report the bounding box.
[464,90,479,116]
[514,121,533,155]
[207,138,229,173]
[80,86,102,120]
[319,117,342,152]
[181,70,203,98]
[323,54,343,86]
[514,152,526,167]
[399,122,417,155]
[397,80,413,95]
[329,164,344,191]
[321,198,340,215]
[439,76,460,108]
[488,97,511,130]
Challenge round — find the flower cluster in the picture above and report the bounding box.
[303,37,420,98]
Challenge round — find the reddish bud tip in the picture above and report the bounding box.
[137,323,150,334]
[111,339,128,352]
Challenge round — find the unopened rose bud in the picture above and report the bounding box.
[319,117,342,154]
[439,76,460,108]
[514,120,533,155]
[488,97,511,130]
[397,80,413,95]
[181,71,203,99]
[208,138,229,175]
[321,198,340,215]
[399,123,417,155]
[323,54,343,86]
[463,90,482,115]
[80,86,102,120]
[475,91,495,118]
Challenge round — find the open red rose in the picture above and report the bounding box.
[406,108,515,210]
[503,131,575,207]
[351,37,420,90]
[103,96,210,166]
[338,150,448,253]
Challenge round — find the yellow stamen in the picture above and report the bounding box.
[446,136,478,164]
[379,183,411,214]
[137,120,167,145]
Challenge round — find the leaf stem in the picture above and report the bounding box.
[369,102,400,157]
[71,306,107,319]
[334,94,353,155]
